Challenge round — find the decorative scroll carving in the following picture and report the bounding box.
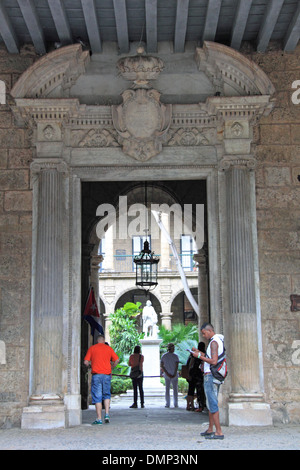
[78,129,119,147]
[11,45,90,99]
[30,160,69,175]
[195,41,276,97]
[167,127,209,146]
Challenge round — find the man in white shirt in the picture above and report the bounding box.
[161,343,179,408]
[193,322,224,440]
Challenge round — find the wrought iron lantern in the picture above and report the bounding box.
[134,239,159,292]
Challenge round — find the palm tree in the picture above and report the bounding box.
[158,323,199,368]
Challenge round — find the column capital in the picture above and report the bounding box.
[30,159,69,176]
[219,154,256,171]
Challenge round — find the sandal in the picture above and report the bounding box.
[200,430,214,436]
[205,434,224,440]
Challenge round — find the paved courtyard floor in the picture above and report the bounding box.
[0,395,299,452]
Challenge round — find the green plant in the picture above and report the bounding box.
[175,339,199,370]
[160,377,189,394]
[178,377,189,394]
[113,352,130,377]
[109,302,143,356]
[158,323,198,351]
[111,376,132,395]
[158,323,199,370]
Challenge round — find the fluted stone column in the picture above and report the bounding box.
[22,163,67,429]
[34,169,64,395]
[226,166,260,390]
[225,162,272,425]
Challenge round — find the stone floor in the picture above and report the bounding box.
[0,395,299,451]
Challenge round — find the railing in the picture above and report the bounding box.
[99,253,197,273]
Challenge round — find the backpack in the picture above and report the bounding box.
[210,339,228,383]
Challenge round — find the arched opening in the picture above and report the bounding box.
[171,288,199,326]
[80,179,208,409]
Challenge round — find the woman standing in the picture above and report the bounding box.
[128,345,145,408]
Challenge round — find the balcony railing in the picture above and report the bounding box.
[99,253,197,273]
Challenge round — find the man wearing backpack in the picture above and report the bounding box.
[193,322,225,440]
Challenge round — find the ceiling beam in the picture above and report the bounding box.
[257,0,285,52]
[174,0,189,53]
[81,0,102,53]
[202,0,222,43]
[283,2,300,51]
[0,2,19,53]
[230,0,252,50]
[17,0,46,55]
[145,0,157,53]
[47,0,72,46]
[112,0,129,54]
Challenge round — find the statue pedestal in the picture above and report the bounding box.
[140,338,165,395]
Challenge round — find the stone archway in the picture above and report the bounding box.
[11,42,275,429]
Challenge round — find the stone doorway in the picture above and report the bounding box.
[10,41,276,428]
[80,178,209,410]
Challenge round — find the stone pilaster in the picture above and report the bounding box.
[22,162,68,429]
[224,159,272,425]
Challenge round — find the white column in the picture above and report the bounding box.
[160,213,170,270]
[102,224,114,271]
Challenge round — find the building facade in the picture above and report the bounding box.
[0,38,299,428]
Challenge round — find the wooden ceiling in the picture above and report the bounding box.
[0,0,299,56]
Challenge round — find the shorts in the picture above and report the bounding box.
[91,374,111,404]
[203,373,220,414]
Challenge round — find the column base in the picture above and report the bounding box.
[228,394,273,426]
[21,394,82,429]
[21,403,66,429]
[64,394,82,427]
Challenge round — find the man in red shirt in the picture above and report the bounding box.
[84,334,119,425]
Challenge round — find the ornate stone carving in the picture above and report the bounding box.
[78,129,119,147]
[167,127,209,146]
[11,44,90,99]
[117,53,164,88]
[195,41,276,97]
[230,122,244,137]
[43,124,55,140]
[112,88,172,161]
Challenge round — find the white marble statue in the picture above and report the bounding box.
[142,300,158,339]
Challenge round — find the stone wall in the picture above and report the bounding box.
[0,45,38,427]
[245,43,300,423]
[0,42,299,426]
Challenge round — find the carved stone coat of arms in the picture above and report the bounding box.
[112,50,172,161]
[112,87,172,161]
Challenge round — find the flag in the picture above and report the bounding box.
[83,287,104,340]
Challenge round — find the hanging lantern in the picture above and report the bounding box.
[134,240,159,291]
